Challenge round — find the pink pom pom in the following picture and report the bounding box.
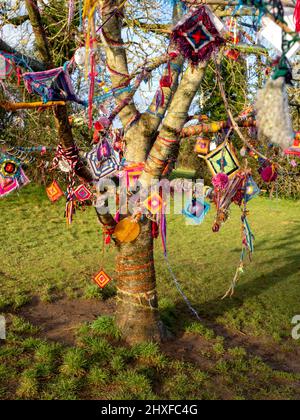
[212,173,229,190]
[260,165,278,183]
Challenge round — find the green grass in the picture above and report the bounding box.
[0,184,300,400]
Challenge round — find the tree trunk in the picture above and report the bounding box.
[115,219,163,344]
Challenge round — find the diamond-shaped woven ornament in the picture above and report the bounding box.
[205,142,240,178]
[74,184,92,202]
[143,192,163,215]
[84,146,119,180]
[93,269,112,289]
[171,5,225,65]
[46,180,64,202]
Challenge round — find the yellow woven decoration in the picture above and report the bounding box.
[114,217,141,243]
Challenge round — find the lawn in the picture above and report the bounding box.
[0,183,300,400]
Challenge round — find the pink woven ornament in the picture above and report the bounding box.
[212,173,229,190]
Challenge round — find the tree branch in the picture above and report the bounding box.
[24,0,92,182]
[0,38,45,71]
[139,61,208,188]
[100,0,139,129]
[1,14,29,26]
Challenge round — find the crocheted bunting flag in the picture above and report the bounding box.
[182,199,210,224]
[74,184,92,202]
[93,269,112,289]
[46,180,64,202]
[204,142,240,178]
[84,146,119,180]
[171,6,225,65]
[245,176,260,202]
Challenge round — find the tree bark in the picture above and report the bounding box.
[116,220,163,344]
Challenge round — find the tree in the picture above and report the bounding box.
[0,0,295,344]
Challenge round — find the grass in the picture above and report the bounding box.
[0,183,300,399]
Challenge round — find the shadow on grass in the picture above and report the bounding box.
[161,224,300,331]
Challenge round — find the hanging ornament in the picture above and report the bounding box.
[74,184,92,202]
[122,163,145,190]
[258,162,278,183]
[202,142,240,178]
[143,192,164,216]
[58,160,71,173]
[74,47,86,67]
[256,76,294,151]
[212,172,229,190]
[0,177,18,197]
[182,197,210,224]
[0,154,21,179]
[84,145,119,180]
[93,269,112,289]
[224,17,240,61]
[0,54,13,80]
[46,180,64,202]
[171,5,225,66]
[114,217,141,243]
[244,176,260,202]
[194,137,211,155]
